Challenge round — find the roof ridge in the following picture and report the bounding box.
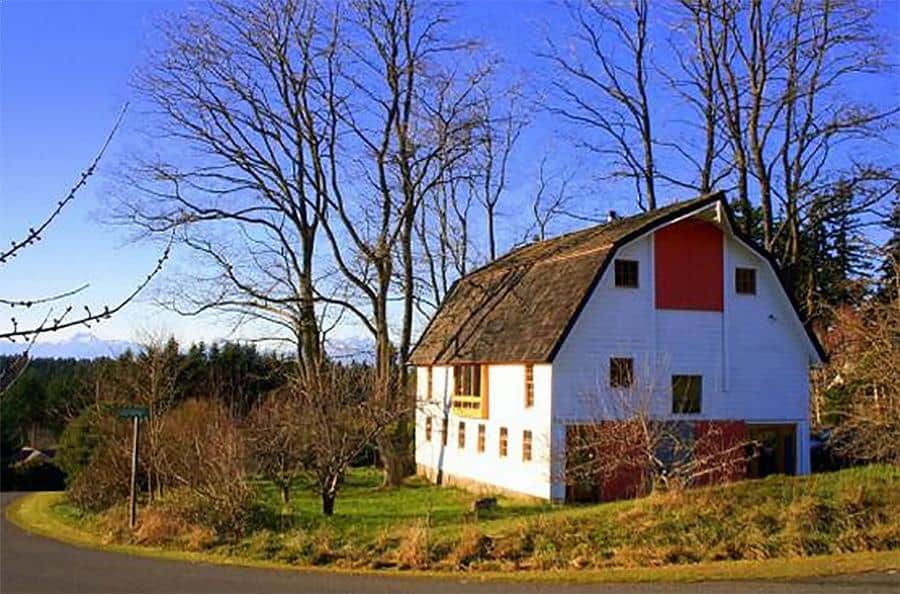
[471,194,716,275]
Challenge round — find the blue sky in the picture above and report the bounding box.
[2,0,897,356]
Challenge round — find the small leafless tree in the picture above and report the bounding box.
[116,335,187,502]
[245,389,305,504]
[289,361,402,516]
[561,370,751,499]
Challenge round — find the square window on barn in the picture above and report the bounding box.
[614,259,639,288]
[609,357,634,388]
[499,427,508,457]
[477,424,486,453]
[524,364,535,408]
[458,421,466,449]
[425,417,432,442]
[672,375,702,414]
[522,430,533,462]
[736,267,757,295]
[441,417,448,446]
[452,364,488,419]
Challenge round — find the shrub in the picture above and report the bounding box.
[56,410,103,482]
[66,442,131,512]
[157,486,264,539]
[155,400,259,537]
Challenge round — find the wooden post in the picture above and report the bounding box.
[129,416,140,529]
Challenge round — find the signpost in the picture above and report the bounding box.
[118,406,149,529]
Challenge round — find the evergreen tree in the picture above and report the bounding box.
[878,197,900,302]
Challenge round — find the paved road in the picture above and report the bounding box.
[2,493,898,594]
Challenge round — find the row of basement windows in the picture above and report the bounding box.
[610,357,702,414]
[614,258,757,294]
[423,418,533,462]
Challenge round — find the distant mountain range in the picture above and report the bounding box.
[0,332,137,360]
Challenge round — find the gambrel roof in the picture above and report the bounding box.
[410,191,825,366]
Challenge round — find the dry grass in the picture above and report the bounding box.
[7,490,900,583]
[395,519,434,569]
[11,465,900,581]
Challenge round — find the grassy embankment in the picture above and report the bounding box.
[7,465,900,582]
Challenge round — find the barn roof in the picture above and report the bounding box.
[410,193,730,365]
[410,191,827,366]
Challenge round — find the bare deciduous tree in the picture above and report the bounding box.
[117,0,337,369]
[473,85,528,261]
[306,0,485,484]
[289,361,402,515]
[246,389,305,504]
[544,0,658,211]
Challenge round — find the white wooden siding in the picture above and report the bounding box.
[415,363,554,499]
[416,211,816,499]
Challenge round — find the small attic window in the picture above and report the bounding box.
[614,259,639,288]
[736,268,757,295]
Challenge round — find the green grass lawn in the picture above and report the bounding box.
[8,465,900,581]
[252,468,555,540]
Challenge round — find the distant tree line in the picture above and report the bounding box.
[0,340,284,456]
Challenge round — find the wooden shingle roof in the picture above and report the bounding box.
[410,193,725,365]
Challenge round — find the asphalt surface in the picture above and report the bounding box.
[2,492,898,594]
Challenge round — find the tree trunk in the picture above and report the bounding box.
[373,282,410,487]
[378,432,406,487]
[298,229,321,372]
[487,204,496,261]
[280,483,290,505]
[322,491,335,516]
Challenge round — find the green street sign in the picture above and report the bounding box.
[118,406,149,419]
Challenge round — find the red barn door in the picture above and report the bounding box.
[655,218,723,311]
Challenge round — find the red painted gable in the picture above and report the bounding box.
[654,218,723,311]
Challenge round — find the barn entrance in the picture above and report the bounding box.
[563,424,649,504]
[746,424,796,478]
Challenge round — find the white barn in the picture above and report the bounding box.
[410,192,824,502]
